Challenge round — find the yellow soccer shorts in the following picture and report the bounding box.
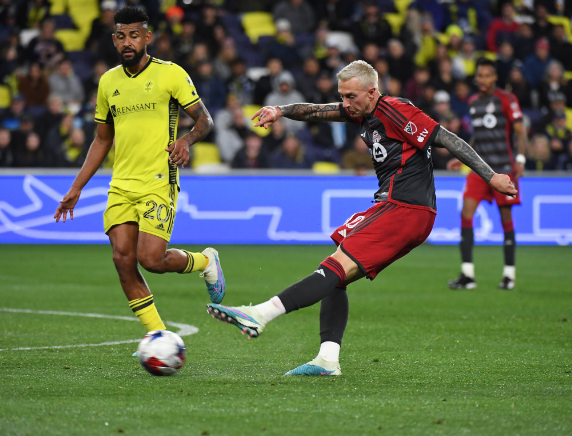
[103,184,178,242]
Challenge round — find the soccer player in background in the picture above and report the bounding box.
[447,58,527,290]
[206,60,517,376]
[54,7,225,333]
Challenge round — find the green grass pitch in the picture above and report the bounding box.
[1,244,571,436]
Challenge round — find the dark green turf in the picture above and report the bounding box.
[0,244,571,436]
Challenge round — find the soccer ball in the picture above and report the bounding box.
[137,330,186,376]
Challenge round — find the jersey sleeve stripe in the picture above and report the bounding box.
[181,97,201,109]
[378,100,407,124]
[377,105,404,128]
[95,117,112,124]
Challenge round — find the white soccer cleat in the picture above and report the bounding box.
[200,248,225,303]
[285,355,342,376]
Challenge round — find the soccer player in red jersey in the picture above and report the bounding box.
[206,60,517,375]
[447,58,527,291]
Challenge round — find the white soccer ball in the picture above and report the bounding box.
[137,330,186,376]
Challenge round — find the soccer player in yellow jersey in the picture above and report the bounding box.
[53,7,225,333]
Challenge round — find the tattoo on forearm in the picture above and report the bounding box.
[435,127,495,183]
[277,103,344,122]
[184,103,214,146]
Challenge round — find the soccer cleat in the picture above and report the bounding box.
[206,304,268,339]
[285,355,342,376]
[448,273,477,290]
[200,248,225,304]
[498,276,515,290]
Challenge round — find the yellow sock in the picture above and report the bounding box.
[129,295,166,331]
[179,250,208,273]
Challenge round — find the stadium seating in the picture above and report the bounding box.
[192,142,222,169]
[242,12,276,44]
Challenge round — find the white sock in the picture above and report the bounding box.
[503,265,516,280]
[462,262,475,279]
[318,341,340,362]
[254,296,286,322]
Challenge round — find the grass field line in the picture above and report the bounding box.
[0,308,198,351]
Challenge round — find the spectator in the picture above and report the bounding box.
[15,0,50,30]
[214,95,248,162]
[18,62,50,107]
[36,95,64,140]
[0,127,14,167]
[319,40,347,78]
[387,77,402,96]
[414,14,439,67]
[342,135,374,174]
[443,0,487,36]
[373,58,391,94]
[14,132,43,167]
[262,118,287,153]
[431,58,455,94]
[445,24,463,56]
[184,43,210,78]
[531,3,554,41]
[350,1,393,51]
[506,61,532,108]
[163,5,185,37]
[361,42,380,66]
[264,71,306,132]
[152,33,175,62]
[296,57,320,102]
[399,6,422,56]
[495,41,515,88]
[63,128,87,167]
[450,79,471,119]
[26,19,65,70]
[226,57,255,106]
[193,60,227,115]
[514,23,535,62]
[417,83,436,114]
[84,60,109,101]
[550,25,572,71]
[404,66,430,102]
[387,39,414,83]
[410,0,446,32]
[195,3,225,56]
[273,0,315,35]
[45,112,74,166]
[538,60,571,110]
[311,71,337,103]
[315,0,355,32]
[48,58,85,107]
[433,89,453,119]
[545,110,571,166]
[559,139,572,170]
[270,132,313,168]
[451,36,477,80]
[536,91,567,132]
[231,132,270,169]
[526,134,555,170]
[86,0,118,67]
[253,58,284,106]
[267,19,302,70]
[212,38,237,81]
[1,95,27,131]
[486,2,519,52]
[524,38,553,89]
[174,19,197,66]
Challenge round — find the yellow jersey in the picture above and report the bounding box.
[95,56,200,192]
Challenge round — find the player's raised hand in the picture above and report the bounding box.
[166,138,190,168]
[252,106,281,129]
[489,173,518,197]
[54,187,81,223]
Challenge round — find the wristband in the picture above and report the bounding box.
[515,154,526,164]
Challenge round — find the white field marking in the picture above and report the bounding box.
[0,308,199,351]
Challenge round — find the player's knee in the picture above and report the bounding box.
[112,250,137,273]
[138,253,166,274]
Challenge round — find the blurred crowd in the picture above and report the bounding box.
[1,0,572,172]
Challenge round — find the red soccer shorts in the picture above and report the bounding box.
[463,171,521,206]
[331,201,436,280]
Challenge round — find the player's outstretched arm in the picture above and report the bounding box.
[166,101,213,168]
[434,127,518,196]
[54,123,115,223]
[252,103,345,129]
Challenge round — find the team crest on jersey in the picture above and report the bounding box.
[372,130,381,142]
[403,121,417,135]
[144,81,153,92]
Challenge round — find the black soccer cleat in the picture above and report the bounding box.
[498,276,515,290]
[448,273,477,290]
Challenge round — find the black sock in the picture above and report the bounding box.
[504,230,515,266]
[277,257,346,313]
[460,225,474,263]
[319,286,349,346]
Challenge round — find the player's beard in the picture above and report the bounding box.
[119,47,146,68]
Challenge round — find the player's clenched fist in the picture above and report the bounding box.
[489,173,518,197]
[252,106,282,129]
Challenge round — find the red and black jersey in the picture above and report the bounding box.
[340,95,440,212]
[468,88,523,173]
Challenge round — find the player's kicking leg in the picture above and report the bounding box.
[449,197,478,290]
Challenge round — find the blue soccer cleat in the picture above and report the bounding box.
[285,356,342,376]
[206,304,267,339]
[200,248,225,303]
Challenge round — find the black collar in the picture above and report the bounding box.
[123,55,153,79]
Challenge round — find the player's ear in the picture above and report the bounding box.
[145,29,152,45]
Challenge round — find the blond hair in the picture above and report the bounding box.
[336,60,378,90]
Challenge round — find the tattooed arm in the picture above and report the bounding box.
[252,103,345,128]
[434,126,517,196]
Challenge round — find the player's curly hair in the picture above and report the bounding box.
[113,6,149,27]
[336,60,378,90]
